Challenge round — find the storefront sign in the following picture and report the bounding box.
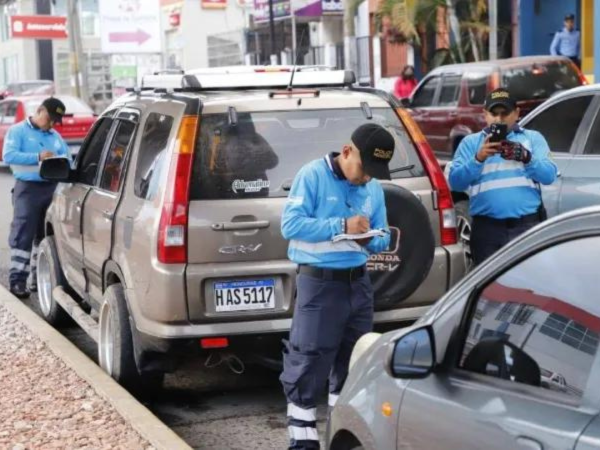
[99,0,161,53]
[321,0,342,14]
[253,0,290,23]
[10,15,68,39]
[202,0,228,8]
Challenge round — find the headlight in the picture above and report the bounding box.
[349,332,382,370]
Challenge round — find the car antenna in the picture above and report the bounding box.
[287,28,308,92]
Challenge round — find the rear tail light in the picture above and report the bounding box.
[157,115,198,264]
[396,109,458,246]
[200,337,229,349]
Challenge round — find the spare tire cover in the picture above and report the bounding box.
[369,183,435,309]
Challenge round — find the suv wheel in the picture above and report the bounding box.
[36,236,69,326]
[455,200,473,270]
[98,283,163,392]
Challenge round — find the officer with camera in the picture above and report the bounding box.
[449,88,557,266]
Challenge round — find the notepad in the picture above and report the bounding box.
[332,229,387,243]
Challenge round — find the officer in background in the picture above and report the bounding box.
[449,88,557,266]
[4,98,70,298]
[280,123,393,450]
[550,13,581,68]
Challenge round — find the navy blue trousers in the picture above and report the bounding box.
[280,271,374,450]
[471,215,539,266]
[9,180,56,286]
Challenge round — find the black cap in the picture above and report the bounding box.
[351,123,395,180]
[484,88,517,112]
[565,13,575,21]
[41,97,66,124]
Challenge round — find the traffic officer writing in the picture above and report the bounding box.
[449,88,557,266]
[279,123,394,450]
[4,97,71,299]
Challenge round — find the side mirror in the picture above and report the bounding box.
[391,326,435,378]
[40,157,71,182]
[400,97,411,108]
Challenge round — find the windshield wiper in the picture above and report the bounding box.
[389,164,415,174]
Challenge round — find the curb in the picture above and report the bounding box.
[0,284,191,450]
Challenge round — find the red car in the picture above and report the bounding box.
[404,56,587,160]
[0,95,97,164]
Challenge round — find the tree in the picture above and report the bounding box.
[376,0,490,68]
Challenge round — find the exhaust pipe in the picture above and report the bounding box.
[205,352,245,375]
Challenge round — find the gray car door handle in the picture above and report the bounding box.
[211,220,270,231]
[516,436,543,450]
[102,210,114,220]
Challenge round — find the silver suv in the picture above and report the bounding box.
[37,66,466,389]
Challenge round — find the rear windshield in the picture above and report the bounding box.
[190,107,425,200]
[501,61,582,102]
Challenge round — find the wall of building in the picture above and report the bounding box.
[519,0,579,57]
[178,0,247,70]
[0,0,40,85]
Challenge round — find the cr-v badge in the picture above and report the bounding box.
[219,243,263,254]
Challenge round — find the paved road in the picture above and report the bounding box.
[0,167,328,449]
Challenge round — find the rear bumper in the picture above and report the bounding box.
[132,305,432,339]
[131,244,466,340]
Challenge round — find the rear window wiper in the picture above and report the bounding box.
[390,164,415,174]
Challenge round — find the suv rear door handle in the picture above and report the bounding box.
[212,220,270,231]
[102,210,114,220]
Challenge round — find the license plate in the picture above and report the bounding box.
[214,279,275,312]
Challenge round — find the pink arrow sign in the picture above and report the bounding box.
[108,29,151,45]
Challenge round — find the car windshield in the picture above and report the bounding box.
[501,61,582,102]
[25,96,93,116]
[190,107,425,200]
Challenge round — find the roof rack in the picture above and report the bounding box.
[141,65,356,91]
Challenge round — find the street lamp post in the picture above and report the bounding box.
[66,0,87,100]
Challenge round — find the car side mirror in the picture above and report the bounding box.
[40,157,71,182]
[400,97,411,108]
[391,326,435,379]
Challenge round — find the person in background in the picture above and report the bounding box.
[394,65,418,100]
[449,88,557,266]
[550,13,581,68]
[4,98,71,298]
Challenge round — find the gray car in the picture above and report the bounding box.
[35,66,466,390]
[328,205,600,450]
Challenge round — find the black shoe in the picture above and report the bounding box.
[10,283,30,299]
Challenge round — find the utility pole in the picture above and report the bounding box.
[488,0,497,60]
[66,0,87,100]
[268,0,280,64]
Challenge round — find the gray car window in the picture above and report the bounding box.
[460,236,600,401]
[583,107,600,155]
[524,95,593,153]
[190,108,425,200]
[134,113,174,200]
[438,76,461,107]
[76,118,113,186]
[99,120,136,193]
[412,77,440,107]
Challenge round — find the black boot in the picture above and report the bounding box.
[10,282,30,299]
